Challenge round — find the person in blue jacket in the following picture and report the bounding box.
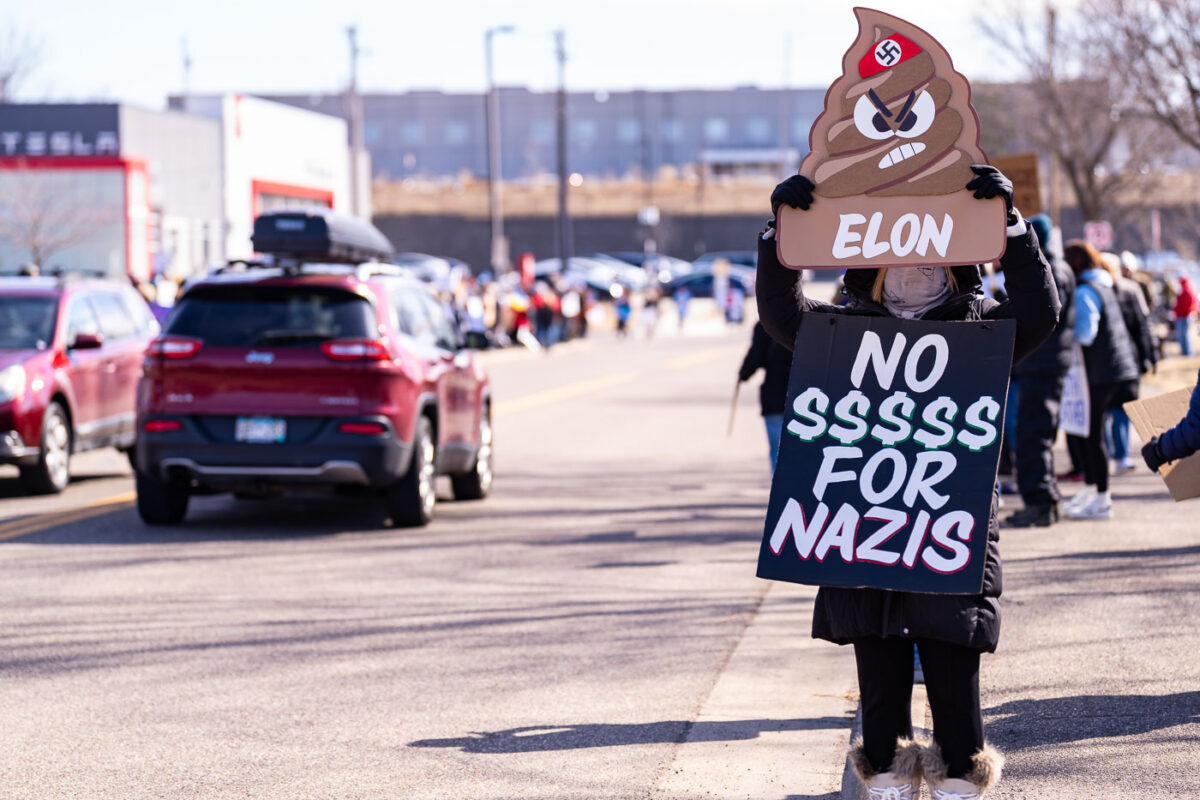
[1142,381,1200,470]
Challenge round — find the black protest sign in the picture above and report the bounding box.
[756,313,1015,595]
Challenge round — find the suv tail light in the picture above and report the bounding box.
[148,337,203,359]
[321,339,391,362]
[143,419,183,433]
[338,421,387,435]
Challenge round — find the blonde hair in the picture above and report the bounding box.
[870,267,959,303]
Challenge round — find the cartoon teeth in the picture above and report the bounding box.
[878,142,926,169]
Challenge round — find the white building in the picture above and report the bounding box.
[174,94,368,263]
[0,97,366,279]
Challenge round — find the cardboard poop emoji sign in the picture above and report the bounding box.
[777,8,1007,270]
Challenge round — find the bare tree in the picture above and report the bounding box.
[977,2,1145,222]
[0,25,42,103]
[1085,0,1200,154]
[0,164,119,268]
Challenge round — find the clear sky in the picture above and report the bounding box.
[6,1,1042,107]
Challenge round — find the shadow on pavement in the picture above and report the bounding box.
[987,691,1200,749]
[1011,543,1200,562]
[409,717,849,752]
[7,501,390,545]
[10,463,770,547]
[0,471,129,499]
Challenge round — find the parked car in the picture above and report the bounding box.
[664,271,754,300]
[135,210,492,527]
[691,251,758,295]
[606,251,695,284]
[394,252,472,292]
[0,274,159,493]
[533,256,645,298]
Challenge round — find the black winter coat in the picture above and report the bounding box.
[1115,277,1157,376]
[738,322,793,416]
[1013,257,1076,377]
[756,222,1059,653]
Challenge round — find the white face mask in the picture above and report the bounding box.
[881,267,952,319]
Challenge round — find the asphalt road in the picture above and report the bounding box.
[1,319,845,800]
[3,313,1198,799]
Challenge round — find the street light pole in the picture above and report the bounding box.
[485,25,515,275]
[555,30,570,269]
[346,26,366,218]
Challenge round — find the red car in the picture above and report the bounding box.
[0,275,159,493]
[135,211,493,526]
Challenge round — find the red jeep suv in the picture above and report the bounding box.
[134,211,492,526]
[0,275,159,493]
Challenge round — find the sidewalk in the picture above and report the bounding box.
[657,457,1199,799]
[983,462,1200,797]
[653,583,858,800]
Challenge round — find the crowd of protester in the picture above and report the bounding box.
[992,233,1198,524]
[443,269,749,351]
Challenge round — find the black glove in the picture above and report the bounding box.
[966,165,1014,213]
[1142,435,1168,472]
[771,175,815,216]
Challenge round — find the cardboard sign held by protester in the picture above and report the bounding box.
[1060,346,1090,438]
[757,314,1015,594]
[1124,387,1200,502]
[776,7,1007,270]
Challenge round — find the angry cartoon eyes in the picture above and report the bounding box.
[853,89,935,140]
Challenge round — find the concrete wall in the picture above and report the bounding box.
[374,213,766,271]
[375,206,1200,272]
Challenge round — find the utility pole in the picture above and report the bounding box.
[555,30,571,268]
[181,37,192,106]
[345,26,366,218]
[485,26,516,274]
[1045,6,1060,228]
[778,33,793,177]
[638,89,658,257]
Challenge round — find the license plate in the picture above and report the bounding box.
[235,417,287,443]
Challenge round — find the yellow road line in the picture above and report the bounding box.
[493,371,638,416]
[666,345,744,370]
[0,491,136,543]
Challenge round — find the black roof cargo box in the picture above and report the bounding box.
[251,209,394,264]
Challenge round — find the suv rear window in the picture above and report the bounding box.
[166,286,376,347]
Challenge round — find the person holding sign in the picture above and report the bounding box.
[1003,214,1076,528]
[760,167,1056,799]
[1142,377,1200,471]
[1060,241,1139,520]
[756,11,1060,798]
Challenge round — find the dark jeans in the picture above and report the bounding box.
[853,637,983,779]
[1014,372,1066,507]
[1083,382,1121,492]
[1066,433,1086,474]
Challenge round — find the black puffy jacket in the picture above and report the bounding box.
[1013,257,1076,377]
[738,322,792,416]
[756,222,1059,652]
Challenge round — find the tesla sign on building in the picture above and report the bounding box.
[0,99,356,280]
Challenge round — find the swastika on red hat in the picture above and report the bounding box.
[858,34,922,78]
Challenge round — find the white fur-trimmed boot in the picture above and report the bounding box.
[919,739,1004,799]
[848,737,923,800]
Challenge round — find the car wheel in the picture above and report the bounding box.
[451,408,493,501]
[136,470,190,525]
[19,401,72,494]
[387,415,435,527]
